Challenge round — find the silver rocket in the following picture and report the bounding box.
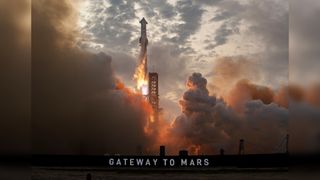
[139,17,148,78]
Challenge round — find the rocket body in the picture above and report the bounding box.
[139,18,148,78]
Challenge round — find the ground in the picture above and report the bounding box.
[32,167,289,180]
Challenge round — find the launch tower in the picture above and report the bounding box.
[148,72,159,122]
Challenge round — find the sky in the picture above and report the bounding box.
[75,0,288,119]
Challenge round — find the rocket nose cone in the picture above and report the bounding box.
[140,17,148,24]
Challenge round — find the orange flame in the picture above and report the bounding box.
[113,56,173,154]
[191,144,201,155]
[115,79,154,134]
[133,56,148,93]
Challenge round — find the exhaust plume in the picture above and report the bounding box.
[32,0,152,155]
[168,73,288,155]
[165,56,320,154]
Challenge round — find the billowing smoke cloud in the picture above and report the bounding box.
[168,73,288,155]
[166,60,320,155]
[284,84,320,153]
[32,0,151,155]
[226,80,275,113]
[210,56,283,112]
[168,73,231,154]
[0,0,31,154]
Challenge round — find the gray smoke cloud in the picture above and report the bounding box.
[32,0,150,155]
[0,0,31,154]
[169,73,288,155]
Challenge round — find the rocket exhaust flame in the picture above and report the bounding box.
[134,17,149,95]
[115,79,154,135]
[133,56,148,93]
[132,17,157,137]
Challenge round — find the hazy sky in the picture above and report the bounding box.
[75,0,288,119]
[290,0,320,85]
